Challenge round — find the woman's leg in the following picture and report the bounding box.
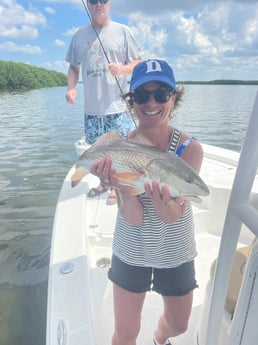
[112,283,146,345]
[154,291,193,344]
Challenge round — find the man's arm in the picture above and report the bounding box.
[65,64,80,105]
[108,58,142,76]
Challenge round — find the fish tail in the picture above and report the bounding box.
[71,167,88,187]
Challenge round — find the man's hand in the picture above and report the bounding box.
[65,88,77,105]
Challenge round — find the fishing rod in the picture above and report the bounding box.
[81,0,136,125]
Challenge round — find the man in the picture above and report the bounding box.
[65,0,143,204]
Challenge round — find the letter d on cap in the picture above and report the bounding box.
[145,60,162,73]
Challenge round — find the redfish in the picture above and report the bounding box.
[71,133,209,203]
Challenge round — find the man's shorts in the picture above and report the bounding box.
[108,254,198,296]
[84,112,135,145]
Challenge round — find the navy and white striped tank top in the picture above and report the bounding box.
[112,129,198,269]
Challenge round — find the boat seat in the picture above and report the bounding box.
[210,246,249,314]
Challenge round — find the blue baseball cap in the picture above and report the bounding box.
[130,59,176,91]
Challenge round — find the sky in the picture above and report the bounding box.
[0,0,258,81]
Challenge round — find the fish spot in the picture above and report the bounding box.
[185,177,194,183]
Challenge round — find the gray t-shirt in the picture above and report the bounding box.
[65,21,143,115]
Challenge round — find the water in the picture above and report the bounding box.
[0,84,257,345]
[173,84,257,152]
[0,86,83,345]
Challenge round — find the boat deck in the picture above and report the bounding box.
[47,144,257,345]
[83,171,250,345]
[89,223,223,345]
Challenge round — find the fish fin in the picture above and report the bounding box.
[71,167,88,187]
[95,130,122,145]
[129,188,145,196]
[113,171,143,181]
[113,172,145,195]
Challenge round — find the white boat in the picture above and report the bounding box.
[46,92,258,345]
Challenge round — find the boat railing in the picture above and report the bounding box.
[203,91,258,345]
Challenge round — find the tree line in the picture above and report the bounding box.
[0,60,67,92]
[180,79,258,85]
[1,60,256,92]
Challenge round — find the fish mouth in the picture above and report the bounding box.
[143,109,162,116]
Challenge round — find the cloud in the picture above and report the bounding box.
[53,39,65,47]
[1,0,257,80]
[0,41,43,54]
[0,25,39,40]
[45,6,56,15]
[63,27,80,36]
[127,13,168,58]
[0,0,46,27]
[42,59,68,74]
[111,0,258,16]
[0,0,46,40]
[122,2,258,79]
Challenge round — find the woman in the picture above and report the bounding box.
[90,59,204,345]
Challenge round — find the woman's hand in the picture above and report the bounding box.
[144,180,187,224]
[90,157,144,225]
[90,157,114,187]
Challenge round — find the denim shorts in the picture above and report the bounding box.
[108,255,198,296]
[84,112,135,144]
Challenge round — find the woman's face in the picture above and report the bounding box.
[132,82,175,127]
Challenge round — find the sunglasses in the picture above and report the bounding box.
[88,0,109,4]
[132,87,174,105]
